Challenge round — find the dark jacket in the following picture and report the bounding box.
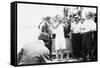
[17,40,50,65]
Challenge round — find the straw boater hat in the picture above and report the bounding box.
[74,14,80,19]
[85,11,94,18]
[87,12,94,18]
[55,15,62,21]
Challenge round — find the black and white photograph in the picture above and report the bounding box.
[11,1,97,66]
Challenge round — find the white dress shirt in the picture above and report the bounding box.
[71,21,82,33]
[80,19,96,33]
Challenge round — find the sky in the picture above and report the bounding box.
[17,3,96,53]
[17,3,64,52]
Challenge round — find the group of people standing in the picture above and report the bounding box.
[38,15,70,61]
[17,7,97,65]
[38,7,97,62]
[71,12,96,61]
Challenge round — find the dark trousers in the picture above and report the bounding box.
[46,34,52,60]
[49,37,52,60]
[91,31,97,60]
[72,33,82,58]
[81,32,92,59]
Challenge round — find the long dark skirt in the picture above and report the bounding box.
[81,32,92,59]
[72,33,82,58]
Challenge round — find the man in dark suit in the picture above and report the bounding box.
[38,16,52,60]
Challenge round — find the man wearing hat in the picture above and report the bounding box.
[71,14,82,60]
[17,33,51,65]
[80,12,96,61]
[38,16,53,60]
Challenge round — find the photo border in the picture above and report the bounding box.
[11,1,98,66]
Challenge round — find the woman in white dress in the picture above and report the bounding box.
[54,15,66,61]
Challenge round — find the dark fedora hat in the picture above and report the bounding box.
[43,16,51,21]
[39,32,50,42]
